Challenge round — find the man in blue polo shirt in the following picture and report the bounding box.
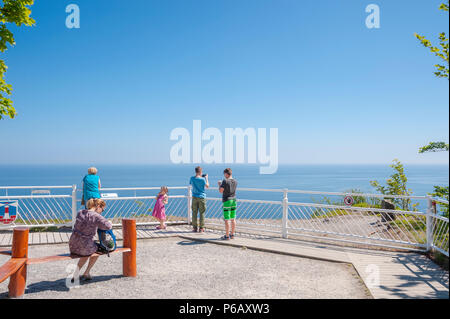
[189,166,209,232]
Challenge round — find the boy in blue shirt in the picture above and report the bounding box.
[189,166,209,232]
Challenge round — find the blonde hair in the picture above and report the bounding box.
[158,186,169,196]
[87,198,106,210]
[88,167,98,175]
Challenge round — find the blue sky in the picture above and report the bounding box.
[1,0,448,165]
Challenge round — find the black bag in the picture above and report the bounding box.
[96,229,117,257]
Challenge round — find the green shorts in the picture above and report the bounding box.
[223,199,237,220]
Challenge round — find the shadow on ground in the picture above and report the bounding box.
[176,240,207,246]
[0,274,123,299]
[378,254,449,299]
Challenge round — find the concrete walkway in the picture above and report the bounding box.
[180,230,449,299]
[1,224,448,299]
[1,238,371,299]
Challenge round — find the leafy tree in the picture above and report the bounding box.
[419,143,449,217]
[370,159,416,211]
[430,186,449,217]
[414,1,449,79]
[419,141,449,153]
[0,0,35,120]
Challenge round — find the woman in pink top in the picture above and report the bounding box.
[152,186,169,230]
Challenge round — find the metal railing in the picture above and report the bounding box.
[76,186,190,226]
[0,186,76,228]
[202,188,448,255]
[1,185,448,256]
[428,198,449,256]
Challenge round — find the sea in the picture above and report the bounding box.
[0,164,448,209]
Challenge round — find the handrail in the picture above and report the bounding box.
[286,189,429,199]
[101,195,186,200]
[77,186,189,192]
[0,186,73,189]
[287,201,427,215]
[0,195,71,199]
[431,197,449,205]
[1,185,433,199]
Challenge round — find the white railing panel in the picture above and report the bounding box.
[430,214,449,257]
[287,203,427,248]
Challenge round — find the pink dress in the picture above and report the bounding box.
[152,194,167,220]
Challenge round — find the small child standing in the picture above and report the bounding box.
[152,186,169,230]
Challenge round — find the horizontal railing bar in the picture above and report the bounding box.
[431,244,449,257]
[288,201,427,215]
[0,195,72,199]
[0,186,73,190]
[0,223,72,229]
[1,185,433,200]
[92,186,188,191]
[431,197,449,205]
[101,195,186,201]
[431,214,449,222]
[286,189,429,199]
[237,188,285,193]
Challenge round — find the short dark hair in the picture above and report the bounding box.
[195,166,202,173]
[224,168,232,175]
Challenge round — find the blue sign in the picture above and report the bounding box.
[0,201,18,225]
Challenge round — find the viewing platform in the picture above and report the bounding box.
[1,185,449,299]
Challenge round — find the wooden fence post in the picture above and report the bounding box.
[8,227,29,298]
[122,219,137,277]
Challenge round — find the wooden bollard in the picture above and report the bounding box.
[122,219,137,277]
[8,227,29,298]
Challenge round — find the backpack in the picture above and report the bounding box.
[97,229,117,257]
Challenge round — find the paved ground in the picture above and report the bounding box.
[1,224,448,299]
[182,230,449,299]
[0,237,371,299]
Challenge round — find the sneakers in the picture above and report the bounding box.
[199,228,205,233]
[230,233,235,239]
[193,227,198,232]
[221,235,230,240]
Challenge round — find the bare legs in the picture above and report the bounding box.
[156,218,166,229]
[76,255,99,279]
[84,256,99,277]
[224,219,236,237]
[230,219,236,236]
[224,220,230,236]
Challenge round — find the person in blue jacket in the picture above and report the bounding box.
[82,167,101,208]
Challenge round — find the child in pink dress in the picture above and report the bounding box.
[152,186,169,229]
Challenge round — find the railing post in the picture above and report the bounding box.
[426,196,433,252]
[187,186,192,225]
[8,227,29,298]
[282,189,288,239]
[122,218,137,277]
[71,184,77,229]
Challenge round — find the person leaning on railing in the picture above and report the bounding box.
[82,167,101,208]
[69,198,112,281]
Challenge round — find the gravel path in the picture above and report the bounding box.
[0,238,371,299]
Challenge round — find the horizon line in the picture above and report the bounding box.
[0,162,448,166]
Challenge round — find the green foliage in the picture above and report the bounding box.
[430,185,449,217]
[0,0,35,120]
[370,159,417,211]
[419,142,449,217]
[414,1,449,79]
[419,141,450,153]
